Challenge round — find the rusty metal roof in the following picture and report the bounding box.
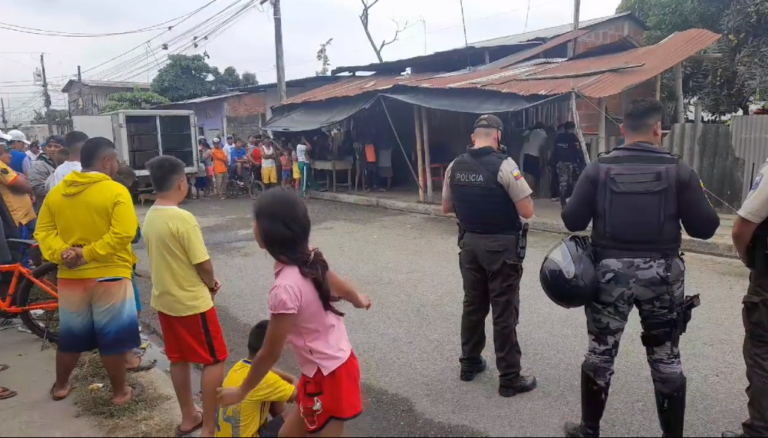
[282,73,435,105]
[412,29,721,98]
[280,29,721,105]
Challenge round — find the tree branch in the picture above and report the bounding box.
[379,19,414,52]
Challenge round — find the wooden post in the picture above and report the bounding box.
[414,105,425,202]
[693,101,703,171]
[421,107,433,203]
[674,63,685,123]
[598,98,607,153]
[654,74,662,100]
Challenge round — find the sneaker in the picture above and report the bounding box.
[564,422,599,438]
[499,375,538,398]
[460,358,488,382]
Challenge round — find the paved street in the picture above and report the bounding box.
[134,198,751,437]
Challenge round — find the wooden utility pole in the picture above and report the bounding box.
[40,54,53,134]
[568,0,581,57]
[414,105,425,202]
[261,0,286,103]
[1,98,6,129]
[674,63,685,123]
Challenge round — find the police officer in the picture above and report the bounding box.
[560,98,720,437]
[550,121,585,208]
[442,114,537,398]
[725,158,768,438]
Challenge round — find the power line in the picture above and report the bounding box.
[0,1,222,38]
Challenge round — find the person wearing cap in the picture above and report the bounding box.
[26,141,41,162]
[442,114,537,398]
[29,135,64,211]
[47,131,88,192]
[223,135,235,167]
[0,143,36,238]
[6,130,31,175]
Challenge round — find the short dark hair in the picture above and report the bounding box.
[623,98,664,133]
[146,156,186,193]
[64,131,88,148]
[247,320,270,357]
[55,148,69,161]
[564,121,576,131]
[80,137,116,169]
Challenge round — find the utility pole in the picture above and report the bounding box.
[40,54,53,134]
[1,98,6,130]
[261,0,286,103]
[77,65,82,82]
[568,0,581,57]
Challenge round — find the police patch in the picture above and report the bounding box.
[0,168,8,176]
[453,170,485,186]
[751,173,764,192]
[511,167,524,181]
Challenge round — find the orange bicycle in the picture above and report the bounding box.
[0,239,59,343]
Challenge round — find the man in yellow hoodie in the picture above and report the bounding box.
[35,137,141,406]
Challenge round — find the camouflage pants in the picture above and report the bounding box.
[556,162,576,207]
[742,271,768,437]
[583,257,686,394]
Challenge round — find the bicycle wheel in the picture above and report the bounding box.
[226,180,239,199]
[17,263,60,343]
[250,180,265,199]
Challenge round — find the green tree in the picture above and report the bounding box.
[151,54,217,102]
[218,66,242,89]
[32,109,70,124]
[101,89,170,113]
[241,71,258,87]
[316,38,333,76]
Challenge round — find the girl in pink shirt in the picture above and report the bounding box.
[218,188,371,437]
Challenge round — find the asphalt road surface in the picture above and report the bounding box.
[134,198,750,437]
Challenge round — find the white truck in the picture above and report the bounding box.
[73,110,199,186]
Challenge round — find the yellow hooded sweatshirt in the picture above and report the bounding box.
[35,171,138,280]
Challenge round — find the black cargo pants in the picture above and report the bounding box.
[743,270,768,437]
[459,232,523,384]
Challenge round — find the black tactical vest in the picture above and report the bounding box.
[592,144,681,257]
[450,147,521,235]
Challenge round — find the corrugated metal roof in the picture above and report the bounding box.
[413,29,721,98]
[161,92,246,106]
[61,79,151,93]
[471,12,646,48]
[282,73,435,105]
[279,29,721,105]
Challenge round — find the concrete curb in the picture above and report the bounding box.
[309,191,737,258]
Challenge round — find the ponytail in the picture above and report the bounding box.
[298,248,344,317]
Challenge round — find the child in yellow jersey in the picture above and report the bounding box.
[217,321,297,438]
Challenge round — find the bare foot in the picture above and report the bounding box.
[112,382,144,405]
[51,383,72,401]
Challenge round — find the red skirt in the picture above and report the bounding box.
[158,307,228,366]
[297,351,363,433]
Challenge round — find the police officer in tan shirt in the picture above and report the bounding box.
[441,114,537,398]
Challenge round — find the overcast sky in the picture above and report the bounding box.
[0,0,619,123]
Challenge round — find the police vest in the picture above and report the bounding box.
[592,146,681,256]
[449,148,520,235]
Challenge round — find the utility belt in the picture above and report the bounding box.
[640,256,701,348]
[457,222,529,261]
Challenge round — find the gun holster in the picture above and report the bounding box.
[640,294,700,348]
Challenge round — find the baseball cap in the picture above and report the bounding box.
[226,135,234,140]
[473,114,504,130]
[0,130,10,141]
[213,137,221,143]
[7,129,30,145]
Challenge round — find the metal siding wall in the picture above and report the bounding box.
[732,116,768,203]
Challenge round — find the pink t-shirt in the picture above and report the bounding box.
[269,262,352,377]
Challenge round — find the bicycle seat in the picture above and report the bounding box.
[7,238,37,248]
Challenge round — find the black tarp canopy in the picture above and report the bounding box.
[265,87,559,132]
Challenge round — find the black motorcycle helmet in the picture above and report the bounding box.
[540,235,598,309]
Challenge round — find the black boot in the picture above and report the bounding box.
[563,371,610,437]
[460,358,487,382]
[499,375,537,398]
[655,378,687,438]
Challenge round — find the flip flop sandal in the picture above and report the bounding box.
[0,387,17,400]
[127,358,157,373]
[114,382,146,406]
[50,383,73,401]
[0,364,9,373]
[176,415,204,437]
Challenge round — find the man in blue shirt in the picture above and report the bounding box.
[230,138,248,181]
[6,130,31,175]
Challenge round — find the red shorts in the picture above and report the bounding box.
[158,307,229,365]
[298,351,363,433]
